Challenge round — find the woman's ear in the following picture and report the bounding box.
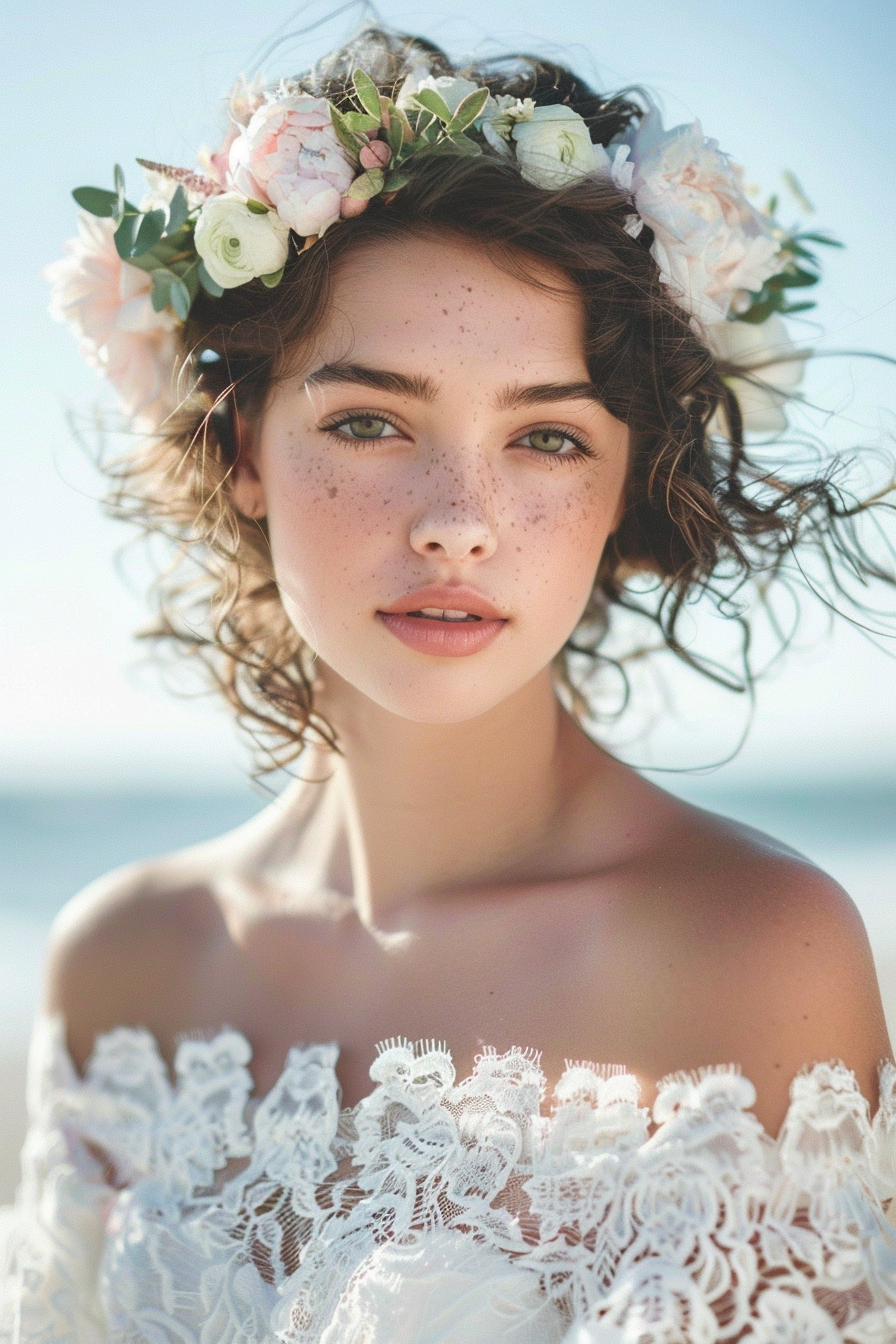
[230,409,267,520]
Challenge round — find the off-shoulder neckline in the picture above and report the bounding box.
[32,1013,896,1143]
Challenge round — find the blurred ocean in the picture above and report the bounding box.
[0,782,893,1200]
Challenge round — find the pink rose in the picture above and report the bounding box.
[230,94,355,237]
[46,213,179,428]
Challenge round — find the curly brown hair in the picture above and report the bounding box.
[104,26,896,769]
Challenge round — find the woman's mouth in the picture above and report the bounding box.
[409,607,480,622]
[377,589,507,657]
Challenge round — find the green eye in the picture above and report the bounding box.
[526,429,570,454]
[342,416,391,439]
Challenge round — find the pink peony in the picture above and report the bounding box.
[626,110,784,326]
[46,213,179,428]
[230,94,355,237]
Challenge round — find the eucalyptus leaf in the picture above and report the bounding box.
[72,186,119,217]
[344,111,381,134]
[383,170,410,192]
[151,269,174,312]
[169,276,191,320]
[113,164,127,225]
[385,115,404,158]
[180,262,200,301]
[798,231,843,248]
[114,211,139,259]
[246,198,270,215]
[413,88,453,124]
[260,266,285,288]
[737,297,781,325]
[166,185,189,233]
[393,105,414,143]
[447,87,490,134]
[775,268,819,290]
[198,260,225,297]
[344,167,385,200]
[352,69,382,120]
[329,105,363,158]
[446,132,482,156]
[131,209,166,256]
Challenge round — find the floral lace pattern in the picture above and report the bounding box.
[2,1017,895,1343]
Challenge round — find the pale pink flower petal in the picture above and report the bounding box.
[46,213,180,428]
[236,94,355,237]
[627,111,784,326]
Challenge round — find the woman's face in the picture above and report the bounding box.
[243,234,630,724]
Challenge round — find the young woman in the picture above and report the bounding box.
[3,26,894,1343]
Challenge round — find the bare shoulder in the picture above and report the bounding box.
[44,848,229,1073]
[632,795,892,1128]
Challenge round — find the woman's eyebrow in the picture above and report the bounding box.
[304,362,438,401]
[496,381,603,409]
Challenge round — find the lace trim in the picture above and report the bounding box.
[5,1016,896,1344]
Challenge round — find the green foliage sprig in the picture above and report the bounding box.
[330,70,491,206]
[72,166,224,317]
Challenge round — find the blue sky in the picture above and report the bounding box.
[2,0,895,788]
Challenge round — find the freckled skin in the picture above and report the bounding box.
[50,235,890,1139]
[240,235,629,724]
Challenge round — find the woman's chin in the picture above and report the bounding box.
[317,657,543,727]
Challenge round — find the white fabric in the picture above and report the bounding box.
[1,1016,895,1343]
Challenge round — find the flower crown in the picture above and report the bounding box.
[48,63,838,433]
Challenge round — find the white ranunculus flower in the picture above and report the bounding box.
[193,193,290,290]
[318,1230,567,1344]
[706,314,806,435]
[511,105,597,190]
[626,109,783,326]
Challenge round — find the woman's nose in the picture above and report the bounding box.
[408,462,498,562]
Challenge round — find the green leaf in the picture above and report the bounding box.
[113,164,127,225]
[168,275,191,320]
[780,300,816,315]
[329,104,363,158]
[197,260,225,297]
[131,209,166,256]
[344,111,381,134]
[150,269,174,312]
[385,112,405,159]
[166,185,189,233]
[781,169,814,215]
[353,68,383,120]
[775,267,820,290]
[447,86,490,134]
[344,167,385,201]
[245,198,270,215]
[383,170,410,192]
[114,210,139,258]
[446,132,482,156]
[797,230,843,248]
[413,88,453,124]
[72,186,119,217]
[260,266,285,288]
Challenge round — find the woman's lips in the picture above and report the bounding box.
[378,611,506,657]
[377,586,508,657]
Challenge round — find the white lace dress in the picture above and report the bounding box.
[1,1017,895,1343]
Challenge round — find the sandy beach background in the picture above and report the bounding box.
[0,780,893,1205]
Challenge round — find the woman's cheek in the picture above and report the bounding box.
[511,477,611,623]
[265,458,399,625]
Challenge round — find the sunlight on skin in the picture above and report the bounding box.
[238,234,630,727]
[49,236,890,1140]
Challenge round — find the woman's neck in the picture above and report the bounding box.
[319,667,594,926]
